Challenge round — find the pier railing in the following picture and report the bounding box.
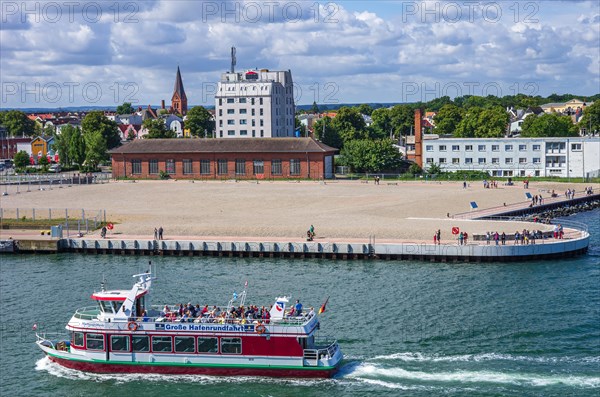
[0,207,106,236]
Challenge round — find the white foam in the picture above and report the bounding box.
[372,352,600,364]
[347,363,600,388]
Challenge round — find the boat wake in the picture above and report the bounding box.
[35,357,331,387]
[337,351,600,391]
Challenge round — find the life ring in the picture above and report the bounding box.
[256,324,266,334]
[127,321,138,331]
[107,223,114,230]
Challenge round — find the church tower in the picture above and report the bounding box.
[171,66,188,115]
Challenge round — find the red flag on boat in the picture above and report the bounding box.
[318,296,330,315]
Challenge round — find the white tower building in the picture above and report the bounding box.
[215,69,295,138]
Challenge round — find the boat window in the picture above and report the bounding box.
[197,337,218,353]
[86,333,105,350]
[72,332,84,347]
[174,337,195,353]
[111,335,130,352]
[152,336,172,353]
[221,337,242,354]
[98,301,114,313]
[111,301,123,313]
[132,336,149,352]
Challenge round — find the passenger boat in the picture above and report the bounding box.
[36,267,343,378]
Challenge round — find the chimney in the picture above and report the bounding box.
[161,100,165,109]
[414,109,423,168]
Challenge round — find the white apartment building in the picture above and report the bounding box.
[215,69,295,138]
[422,136,600,179]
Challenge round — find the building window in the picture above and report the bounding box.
[505,158,513,164]
[492,158,499,164]
[251,98,255,105]
[571,143,582,151]
[111,335,130,352]
[426,158,433,164]
[219,120,223,127]
[240,130,248,136]
[259,120,264,127]
[439,145,446,151]
[86,334,104,351]
[239,98,247,103]
[239,109,247,114]
[251,109,255,116]
[175,337,195,353]
[533,158,540,164]
[227,120,235,125]
[259,98,263,105]
[271,159,282,175]
[166,159,175,174]
[259,109,263,116]
[478,145,486,151]
[439,158,446,163]
[505,170,513,176]
[235,159,246,175]
[219,109,222,116]
[452,145,460,151]
[240,120,247,125]
[492,145,499,151]
[227,98,234,103]
[131,160,141,174]
[535,170,540,176]
[132,336,149,352]
[519,144,527,151]
[152,336,172,353]
[219,98,222,106]
[197,337,218,353]
[465,158,473,164]
[519,158,527,164]
[505,145,513,151]
[465,145,473,151]
[290,159,301,175]
[426,145,434,151]
[227,109,235,114]
[478,158,486,164]
[221,337,242,354]
[253,160,264,175]
[533,144,541,151]
[217,159,228,175]
[452,158,460,164]
[200,159,210,175]
[260,130,264,137]
[183,159,193,175]
[219,130,223,138]
[228,130,235,136]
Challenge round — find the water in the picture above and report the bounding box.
[1,209,599,396]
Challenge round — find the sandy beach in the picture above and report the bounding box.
[1,179,596,242]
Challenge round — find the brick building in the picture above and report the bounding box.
[109,138,337,180]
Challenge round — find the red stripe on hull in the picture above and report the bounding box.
[47,355,337,379]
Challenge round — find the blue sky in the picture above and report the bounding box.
[1,0,598,108]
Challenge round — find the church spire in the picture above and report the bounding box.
[171,66,188,115]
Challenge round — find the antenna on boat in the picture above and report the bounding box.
[239,280,248,308]
[100,274,106,292]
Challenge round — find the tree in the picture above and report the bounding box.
[143,119,176,139]
[313,116,342,149]
[370,108,392,140]
[70,127,86,166]
[330,106,368,144]
[520,113,578,137]
[13,150,30,168]
[310,101,320,114]
[38,155,49,171]
[2,110,35,137]
[339,139,402,172]
[116,102,135,115]
[84,130,107,168]
[357,104,373,116]
[427,163,442,175]
[43,124,55,136]
[186,106,214,137]
[454,106,508,138]
[434,104,463,135]
[425,95,452,111]
[388,105,414,139]
[408,163,422,175]
[54,125,85,167]
[81,111,121,149]
[578,101,600,135]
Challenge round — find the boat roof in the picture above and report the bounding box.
[91,290,147,301]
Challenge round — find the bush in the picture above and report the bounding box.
[408,163,422,175]
[159,170,170,180]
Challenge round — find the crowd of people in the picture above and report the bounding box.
[156,303,273,325]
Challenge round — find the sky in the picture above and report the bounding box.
[1,0,599,109]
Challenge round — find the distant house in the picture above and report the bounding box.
[117,124,143,140]
[31,135,54,162]
[116,114,143,125]
[510,107,544,133]
[541,99,592,114]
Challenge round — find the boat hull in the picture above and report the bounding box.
[46,353,338,378]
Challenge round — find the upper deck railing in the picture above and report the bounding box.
[72,305,315,327]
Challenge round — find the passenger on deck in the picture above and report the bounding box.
[201,305,209,316]
[308,307,315,319]
[142,310,150,322]
[161,305,170,317]
[294,300,303,316]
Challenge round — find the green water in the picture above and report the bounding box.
[1,210,598,396]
